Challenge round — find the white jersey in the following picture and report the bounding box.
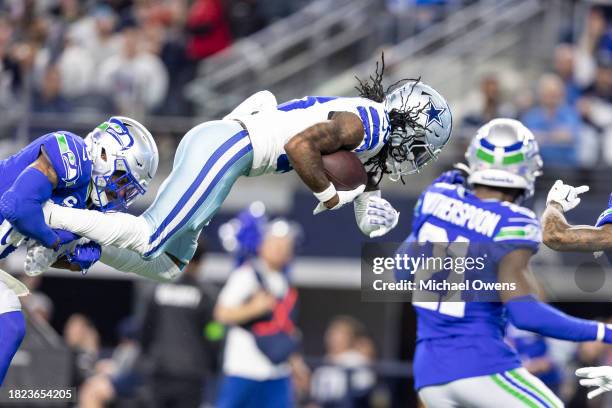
[234,96,390,176]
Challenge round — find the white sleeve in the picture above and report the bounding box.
[44,202,151,256]
[217,267,258,307]
[100,246,181,282]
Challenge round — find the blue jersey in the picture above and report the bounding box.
[0,132,91,257]
[595,194,612,262]
[402,182,541,389]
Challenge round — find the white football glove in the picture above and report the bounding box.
[546,180,589,213]
[24,241,58,276]
[313,184,366,215]
[354,191,399,238]
[576,366,612,399]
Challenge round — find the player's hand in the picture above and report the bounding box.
[360,196,399,238]
[576,366,612,399]
[66,241,101,272]
[52,229,80,251]
[313,185,366,215]
[546,180,589,213]
[24,241,58,276]
[433,170,465,186]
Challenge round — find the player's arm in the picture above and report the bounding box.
[284,111,365,211]
[0,152,66,249]
[499,248,612,342]
[542,202,612,251]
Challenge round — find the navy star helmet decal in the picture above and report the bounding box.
[423,98,446,127]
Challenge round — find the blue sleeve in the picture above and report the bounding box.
[595,193,612,227]
[0,167,58,247]
[506,295,612,343]
[41,132,87,189]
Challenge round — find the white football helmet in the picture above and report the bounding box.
[384,81,453,180]
[85,116,158,212]
[464,118,543,199]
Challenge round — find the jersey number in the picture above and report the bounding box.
[412,222,469,318]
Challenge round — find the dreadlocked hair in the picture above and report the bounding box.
[355,53,427,186]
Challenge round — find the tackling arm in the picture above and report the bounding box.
[284,112,364,210]
[0,153,61,248]
[499,249,612,342]
[542,202,612,251]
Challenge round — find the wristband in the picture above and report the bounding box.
[313,184,336,203]
[597,322,605,342]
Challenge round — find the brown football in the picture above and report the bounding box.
[322,150,368,191]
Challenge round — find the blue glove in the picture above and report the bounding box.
[53,229,80,250]
[66,241,101,272]
[433,170,466,186]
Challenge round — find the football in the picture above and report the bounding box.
[322,150,368,191]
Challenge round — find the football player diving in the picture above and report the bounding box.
[35,57,454,279]
[0,116,158,384]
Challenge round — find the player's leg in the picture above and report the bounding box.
[422,367,564,408]
[418,382,463,408]
[0,281,26,385]
[142,120,253,261]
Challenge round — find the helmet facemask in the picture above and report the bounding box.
[385,125,440,181]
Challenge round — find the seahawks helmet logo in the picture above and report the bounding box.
[99,118,134,150]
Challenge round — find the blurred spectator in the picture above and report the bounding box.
[578,62,612,165]
[574,7,611,89]
[67,4,120,66]
[140,241,221,408]
[31,64,71,112]
[98,24,169,117]
[185,0,231,63]
[63,313,101,386]
[521,74,581,167]
[214,218,300,408]
[462,73,516,131]
[309,316,376,408]
[79,317,146,408]
[553,44,581,105]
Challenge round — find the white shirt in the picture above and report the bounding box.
[217,262,291,380]
[235,96,390,177]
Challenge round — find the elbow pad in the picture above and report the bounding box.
[100,246,181,282]
[0,167,58,248]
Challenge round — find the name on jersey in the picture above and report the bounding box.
[421,192,501,238]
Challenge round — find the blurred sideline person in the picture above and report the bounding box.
[78,317,144,408]
[308,316,376,407]
[140,240,220,408]
[403,118,612,407]
[41,57,453,281]
[214,212,301,408]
